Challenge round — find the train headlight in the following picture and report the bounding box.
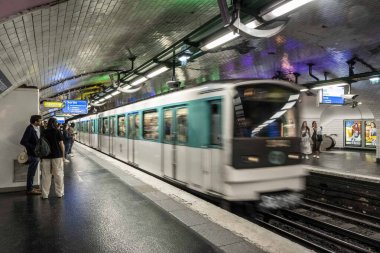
[242,156,260,163]
[288,154,301,159]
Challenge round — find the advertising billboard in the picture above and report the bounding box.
[344,120,362,147]
[62,100,88,114]
[364,120,377,147]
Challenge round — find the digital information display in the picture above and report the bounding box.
[320,86,345,104]
[364,120,377,148]
[344,120,362,147]
[62,100,88,114]
[55,116,65,124]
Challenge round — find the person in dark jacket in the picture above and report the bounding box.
[20,115,42,195]
[40,118,65,199]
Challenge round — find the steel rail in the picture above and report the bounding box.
[303,198,380,224]
[299,202,380,231]
[260,211,374,253]
[281,209,380,249]
[254,219,334,253]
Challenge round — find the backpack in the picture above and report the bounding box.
[35,137,51,157]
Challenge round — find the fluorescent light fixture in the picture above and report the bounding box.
[311,82,348,90]
[131,77,147,86]
[264,119,276,125]
[370,77,380,84]
[111,91,121,96]
[288,94,300,101]
[178,55,191,62]
[99,98,105,102]
[300,88,309,92]
[147,66,169,78]
[281,101,297,110]
[270,110,287,119]
[246,20,261,29]
[202,32,240,50]
[105,95,112,99]
[262,0,314,20]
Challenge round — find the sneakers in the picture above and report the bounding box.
[26,188,41,195]
[64,159,70,163]
[316,156,320,159]
[305,155,309,160]
[68,154,74,157]
[313,155,316,158]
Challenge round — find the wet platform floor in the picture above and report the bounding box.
[0,149,221,253]
[302,149,380,180]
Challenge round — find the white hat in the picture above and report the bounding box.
[18,150,28,164]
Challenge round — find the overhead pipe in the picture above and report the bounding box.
[293,72,300,84]
[307,63,319,81]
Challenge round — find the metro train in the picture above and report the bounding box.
[72,79,307,207]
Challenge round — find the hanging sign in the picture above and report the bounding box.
[62,100,88,114]
[43,101,64,108]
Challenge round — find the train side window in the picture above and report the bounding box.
[118,115,126,137]
[110,116,115,136]
[176,108,188,144]
[98,118,102,134]
[135,114,140,139]
[143,111,158,140]
[103,117,109,134]
[89,120,93,134]
[84,121,88,133]
[210,102,222,145]
[91,120,95,133]
[164,110,173,142]
[128,115,134,138]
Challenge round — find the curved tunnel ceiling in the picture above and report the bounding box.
[0,0,379,115]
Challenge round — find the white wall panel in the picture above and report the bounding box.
[0,88,39,191]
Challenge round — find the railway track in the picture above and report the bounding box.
[252,198,380,253]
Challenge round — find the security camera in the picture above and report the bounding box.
[166,80,181,89]
[343,94,358,100]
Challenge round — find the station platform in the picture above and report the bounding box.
[303,149,380,183]
[0,142,311,253]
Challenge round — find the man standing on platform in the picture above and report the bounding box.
[20,115,42,195]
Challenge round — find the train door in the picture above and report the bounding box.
[163,107,188,182]
[87,121,90,146]
[203,100,222,191]
[97,116,102,150]
[109,116,116,156]
[89,120,92,147]
[127,113,138,164]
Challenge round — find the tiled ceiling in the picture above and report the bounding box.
[0,0,221,98]
[0,0,379,115]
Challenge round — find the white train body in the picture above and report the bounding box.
[73,80,306,202]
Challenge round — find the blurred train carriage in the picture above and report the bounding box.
[72,79,307,205]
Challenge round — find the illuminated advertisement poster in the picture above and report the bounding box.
[365,120,377,148]
[344,120,362,146]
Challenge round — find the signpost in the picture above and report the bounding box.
[62,100,88,114]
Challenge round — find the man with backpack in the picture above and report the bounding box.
[20,115,43,195]
[40,118,65,199]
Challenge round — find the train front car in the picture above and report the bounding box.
[224,80,306,209]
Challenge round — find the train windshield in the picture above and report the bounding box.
[234,84,299,138]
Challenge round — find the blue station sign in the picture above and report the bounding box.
[62,100,88,114]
